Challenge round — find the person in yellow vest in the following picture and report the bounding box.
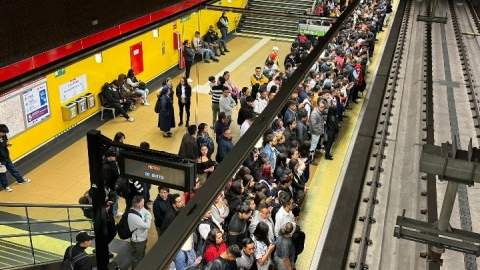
[250,67,269,98]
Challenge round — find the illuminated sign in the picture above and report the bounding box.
[118,151,195,191]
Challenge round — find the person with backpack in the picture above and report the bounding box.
[128,195,152,269]
[196,209,222,256]
[62,231,96,270]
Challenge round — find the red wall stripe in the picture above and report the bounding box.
[0,0,208,84]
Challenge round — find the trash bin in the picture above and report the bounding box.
[84,93,95,109]
[75,97,87,115]
[62,102,78,121]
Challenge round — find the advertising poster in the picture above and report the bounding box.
[22,79,51,128]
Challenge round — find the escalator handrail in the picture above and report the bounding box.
[0,202,92,209]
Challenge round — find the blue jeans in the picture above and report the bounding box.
[0,159,25,188]
[220,27,228,40]
[310,134,321,152]
[113,194,119,216]
[198,48,216,60]
[134,88,149,104]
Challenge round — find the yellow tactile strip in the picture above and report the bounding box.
[295,18,396,270]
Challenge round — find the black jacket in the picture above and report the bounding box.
[237,104,254,125]
[104,86,126,105]
[153,194,171,228]
[175,84,192,102]
[161,208,180,231]
[183,46,195,62]
[63,245,96,270]
[227,214,248,247]
[0,134,10,162]
[102,158,119,190]
[178,134,198,160]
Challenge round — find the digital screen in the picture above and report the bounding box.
[124,158,186,188]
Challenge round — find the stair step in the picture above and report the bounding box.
[250,0,314,6]
[238,30,295,40]
[243,16,300,23]
[248,4,310,14]
[241,21,299,30]
[241,24,298,33]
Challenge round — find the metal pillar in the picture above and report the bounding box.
[87,130,109,270]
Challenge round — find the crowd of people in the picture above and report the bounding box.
[60,0,394,269]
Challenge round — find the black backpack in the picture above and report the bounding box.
[115,177,129,199]
[216,19,222,29]
[78,191,93,219]
[116,209,142,240]
[61,246,88,270]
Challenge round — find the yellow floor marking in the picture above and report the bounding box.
[295,12,397,269]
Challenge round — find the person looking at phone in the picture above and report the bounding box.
[173,234,202,270]
[0,124,31,192]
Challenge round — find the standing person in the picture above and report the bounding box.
[153,187,171,238]
[227,203,252,247]
[176,77,192,126]
[157,87,175,138]
[161,194,185,232]
[178,125,198,160]
[208,244,241,270]
[197,144,216,186]
[139,142,152,204]
[237,96,255,126]
[218,12,230,40]
[325,106,340,160]
[211,77,224,129]
[223,71,239,104]
[253,88,268,116]
[128,196,152,270]
[62,231,96,270]
[196,123,215,158]
[216,127,234,163]
[102,150,122,217]
[204,229,228,263]
[183,40,195,83]
[0,124,31,192]
[273,222,296,270]
[219,86,236,124]
[309,101,325,162]
[253,222,275,270]
[126,69,150,106]
[236,238,256,270]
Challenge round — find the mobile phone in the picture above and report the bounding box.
[196,256,202,261]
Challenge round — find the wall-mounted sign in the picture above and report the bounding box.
[22,79,51,128]
[59,74,88,103]
[181,15,191,22]
[298,24,329,36]
[55,68,66,78]
[173,20,177,30]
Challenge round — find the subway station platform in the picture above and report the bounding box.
[0,20,394,269]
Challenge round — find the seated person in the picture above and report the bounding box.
[117,74,142,110]
[126,69,150,106]
[296,33,310,48]
[203,30,223,56]
[104,80,135,122]
[193,31,219,63]
[208,25,229,53]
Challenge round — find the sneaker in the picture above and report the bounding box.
[127,117,135,122]
[213,58,219,62]
[204,60,210,63]
[18,179,31,184]
[224,49,230,52]
[115,211,123,217]
[4,186,13,192]
[144,102,151,106]
[187,78,193,83]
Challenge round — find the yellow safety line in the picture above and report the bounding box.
[295,8,398,269]
[0,241,60,259]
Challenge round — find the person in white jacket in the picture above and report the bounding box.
[126,69,150,106]
[128,195,152,269]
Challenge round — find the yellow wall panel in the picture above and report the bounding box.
[7,1,245,161]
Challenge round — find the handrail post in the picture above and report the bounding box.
[66,207,73,244]
[25,206,36,264]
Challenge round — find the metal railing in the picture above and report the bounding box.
[0,202,93,268]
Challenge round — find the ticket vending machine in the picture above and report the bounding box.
[174,32,185,70]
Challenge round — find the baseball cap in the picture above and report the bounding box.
[104,149,117,158]
[273,46,279,51]
[76,231,95,243]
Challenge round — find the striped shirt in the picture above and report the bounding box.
[211,86,223,104]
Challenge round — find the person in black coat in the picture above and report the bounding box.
[237,96,255,126]
[0,125,31,192]
[183,40,195,83]
[325,106,340,160]
[63,232,97,270]
[216,127,234,163]
[157,87,175,137]
[153,187,171,238]
[102,150,119,191]
[104,80,134,121]
[178,125,198,160]
[161,194,185,232]
[176,77,192,126]
[227,203,252,247]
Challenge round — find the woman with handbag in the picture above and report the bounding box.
[126,69,150,106]
[223,71,239,105]
[176,77,192,126]
[253,222,275,270]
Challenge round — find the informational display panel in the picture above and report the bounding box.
[59,74,88,103]
[0,78,50,138]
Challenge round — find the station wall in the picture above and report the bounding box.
[6,1,245,161]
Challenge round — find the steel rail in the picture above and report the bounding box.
[351,1,414,269]
[448,0,480,132]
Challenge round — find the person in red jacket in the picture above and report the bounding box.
[204,228,227,263]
